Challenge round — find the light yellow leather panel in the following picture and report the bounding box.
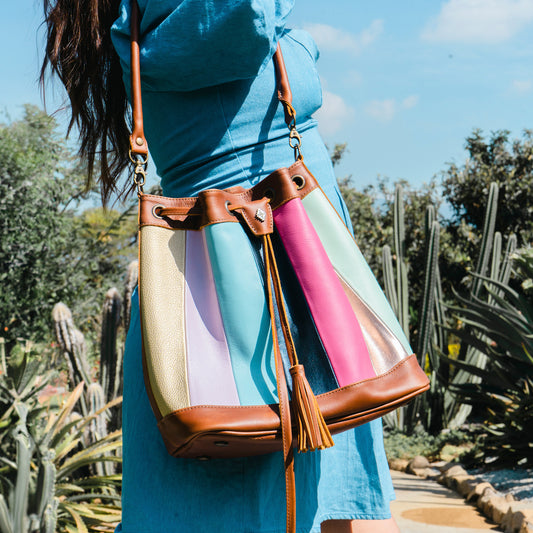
[139,226,190,416]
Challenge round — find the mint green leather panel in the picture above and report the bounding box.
[302,189,412,353]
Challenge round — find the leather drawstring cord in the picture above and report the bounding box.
[262,233,334,533]
[263,235,334,454]
[263,234,296,533]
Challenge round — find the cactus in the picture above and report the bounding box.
[12,407,31,533]
[416,208,441,363]
[100,288,122,404]
[123,260,138,333]
[471,182,499,298]
[99,288,124,434]
[383,187,442,431]
[382,185,410,340]
[87,382,118,476]
[33,447,57,533]
[52,303,91,390]
[446,183,518,428]
[393,185,410,339]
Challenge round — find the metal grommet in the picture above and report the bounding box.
[264,188,275,201]
[152,204,164,219]
[292,174,306,190]
[225,201,236,216]
[214,441,229,447]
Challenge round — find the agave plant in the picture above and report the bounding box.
[0,340,122,533]
[381,182,520,433]
[442,249,533,466]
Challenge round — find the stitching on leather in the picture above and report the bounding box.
[159,354,421,420]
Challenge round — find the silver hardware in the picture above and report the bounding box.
[152,204,165,219]
[255,208,266,222]
[135,137,144,146]
[292,174,306,190]
[129,150,149,194]
[288,128,303,161]
[225,201,236,216]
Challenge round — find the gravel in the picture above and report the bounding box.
[470,468,533,502]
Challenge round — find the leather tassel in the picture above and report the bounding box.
[290,364,334,452]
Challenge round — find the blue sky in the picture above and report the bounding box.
[3,0,533,191]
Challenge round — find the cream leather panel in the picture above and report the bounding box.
[139,226,190,416]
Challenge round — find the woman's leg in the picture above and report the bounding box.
[321,517,400,533]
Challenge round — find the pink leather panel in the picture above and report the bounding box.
[273,199,376,386]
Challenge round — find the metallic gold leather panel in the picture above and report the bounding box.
[139,225,190,416]
[338,276,410,374]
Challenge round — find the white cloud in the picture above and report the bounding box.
[364,96,419,122]
[402,95,419,109]
[421,0,533,44]
[314,90,355,136]
[303,20,384,56]
[365,99,396,122]
[512,80,532,93]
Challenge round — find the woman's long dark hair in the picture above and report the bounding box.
[41,0,130,204]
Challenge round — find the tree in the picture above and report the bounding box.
[0,106,136,345]
[442,129,533,244]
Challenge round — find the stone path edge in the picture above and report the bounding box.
[389,457,533,533]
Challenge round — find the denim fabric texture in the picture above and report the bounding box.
[111,1,395,531]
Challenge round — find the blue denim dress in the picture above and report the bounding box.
[111,2,394,531]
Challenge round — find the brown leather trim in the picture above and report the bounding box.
[273,43,296,129]
[156,354,429,458]
[129,0,148,156]
[138,161,319,231]
[273,44,292,106]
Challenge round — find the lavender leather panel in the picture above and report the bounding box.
[205,222,278,406]
[273,198,376,386]
[185,230,240,406]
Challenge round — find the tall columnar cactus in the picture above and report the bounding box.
[87,381,118,476]
[445,183,518,428]
[100,288,123,404]
[12,406,31,533]
[123,260,138,333]
[471,182,499,298]
[52,302,91,389]
[416,206,441,364]
[34,448,58,533]
[383,199,444,431]
[383,187,410,342]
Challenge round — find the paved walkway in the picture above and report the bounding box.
[391,470,502,533]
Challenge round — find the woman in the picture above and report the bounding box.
[42,1,400,531]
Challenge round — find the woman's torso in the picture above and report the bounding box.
[111,0,323,197]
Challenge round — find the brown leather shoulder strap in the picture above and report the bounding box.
[273,44,297,128]
[128,0,296,150]
[129,0,148,156]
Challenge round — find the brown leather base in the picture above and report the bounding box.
[158,354,429,459]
